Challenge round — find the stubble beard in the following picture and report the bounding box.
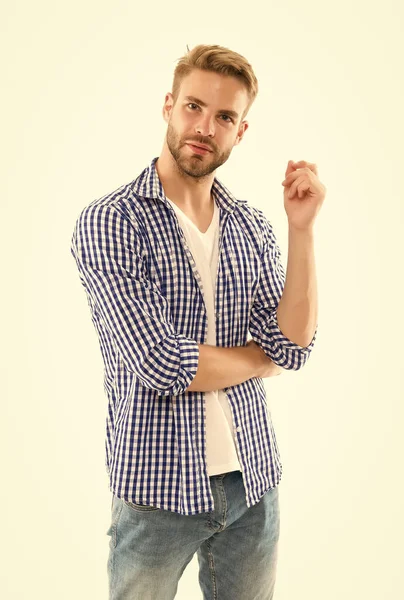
[166,121,232,180]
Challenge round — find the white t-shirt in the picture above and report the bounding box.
[165,195,242,475]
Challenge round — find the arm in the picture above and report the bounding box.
[185,344,257,392]
[185,341,281,392]
[71,203,199,396]
[186,344,269,392]
[276,225,318,348]
[248,210,318,370]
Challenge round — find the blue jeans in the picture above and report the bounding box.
[107,470,280,599]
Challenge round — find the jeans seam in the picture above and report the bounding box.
[206,538,217,600]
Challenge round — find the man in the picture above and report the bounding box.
[71,44,326,600]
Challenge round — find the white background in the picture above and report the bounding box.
[2,1,403,598]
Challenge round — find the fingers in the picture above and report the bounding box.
[282,166,316,187]
[285,160,318,177]
[288,175,308,199]
[285,160,295,177]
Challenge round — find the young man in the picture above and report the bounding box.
[71,44,325,600]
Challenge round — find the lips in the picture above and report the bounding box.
[186,142,212,152]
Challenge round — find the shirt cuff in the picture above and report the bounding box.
[155,336,200,396]
[265,310,317,353]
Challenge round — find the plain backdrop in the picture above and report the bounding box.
[2,1,403,598]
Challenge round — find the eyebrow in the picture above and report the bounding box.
[184,95,240,120]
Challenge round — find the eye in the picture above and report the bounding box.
[186,103,233,123]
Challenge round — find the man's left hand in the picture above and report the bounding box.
[281,160,326,230]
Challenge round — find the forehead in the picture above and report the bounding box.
[179,69,248,114]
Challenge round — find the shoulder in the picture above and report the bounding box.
[73,180,144,232]
[71,181,148,258]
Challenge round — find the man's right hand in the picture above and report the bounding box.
[246,339,284,379]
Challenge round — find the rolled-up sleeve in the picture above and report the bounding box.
[71,202,199,395]
[249,210,317,370]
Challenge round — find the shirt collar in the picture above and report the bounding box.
[131,156,246,214]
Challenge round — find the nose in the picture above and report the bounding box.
[195,114,215,138]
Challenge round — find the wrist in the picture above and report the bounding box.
[288,223,315,237]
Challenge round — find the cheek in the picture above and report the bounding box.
[168,119,185,143]
[172,117,189,136]
[177,110,193,126]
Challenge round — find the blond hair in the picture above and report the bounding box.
[171,44,258,121]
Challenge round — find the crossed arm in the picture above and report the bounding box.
[185,340,283,392]
[72,203,315,397]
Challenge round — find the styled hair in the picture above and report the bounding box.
[171,44,259,121]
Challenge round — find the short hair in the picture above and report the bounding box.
[171,44,259,121]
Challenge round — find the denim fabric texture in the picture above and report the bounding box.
[107,470,280,600]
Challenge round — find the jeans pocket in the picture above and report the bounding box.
[107,495,123,548]
[123,499,160,512]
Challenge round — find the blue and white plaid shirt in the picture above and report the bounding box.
[70,156,317,515]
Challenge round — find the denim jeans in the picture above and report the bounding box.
[106,470,280,599]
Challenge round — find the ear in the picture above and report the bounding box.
[234,121,249,146]
[162,93,174,123]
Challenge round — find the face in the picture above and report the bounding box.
[162,69,249,179]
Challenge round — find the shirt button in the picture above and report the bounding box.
[216,312,221,319]
[236,426,242,433]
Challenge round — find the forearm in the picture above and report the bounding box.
[276,226,318,348]
[185,344,259,392]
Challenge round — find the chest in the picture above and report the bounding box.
[175,203,214,234]
[186,212,212,234]
[146,215,260,326]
